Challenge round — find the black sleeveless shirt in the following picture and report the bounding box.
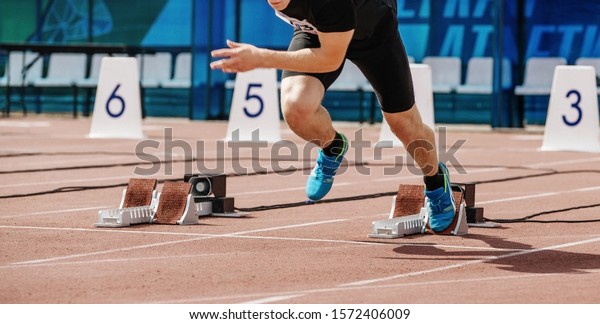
[276,0,398,48]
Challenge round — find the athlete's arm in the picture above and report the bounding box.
[210,29,353,73]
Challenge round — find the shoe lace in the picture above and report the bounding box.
[313,155,339,179]
[428,195,444,214]
[313,159,325,178]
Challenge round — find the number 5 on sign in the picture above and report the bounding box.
[541,66,600,152]
[226,68,281,142]
[243,83,264,118]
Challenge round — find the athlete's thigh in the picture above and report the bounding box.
[281,30,344,90]
[351,32,415,113]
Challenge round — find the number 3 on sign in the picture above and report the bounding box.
[106,84,126,118]
[243,83,264,118]
[563,90,582,127]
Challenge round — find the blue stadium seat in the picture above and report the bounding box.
[515,57,567,96]
[456,57,512,95]
[422,56,462,93]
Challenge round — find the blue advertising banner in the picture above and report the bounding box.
[399,0,600,64]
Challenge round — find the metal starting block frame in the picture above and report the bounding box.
[195,201,246,218]
[185,173,246,218]
[95,189,158,228]
[194,198,246,218]
[369,184,471,239]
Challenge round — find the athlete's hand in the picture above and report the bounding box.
[210,40,264,73]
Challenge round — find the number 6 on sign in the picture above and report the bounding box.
[106,84,126,118]
[89,57,144,139]
[226,68,281,142]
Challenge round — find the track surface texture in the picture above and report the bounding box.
[1,116,599,304]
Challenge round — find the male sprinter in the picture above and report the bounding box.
[211,0,456,232]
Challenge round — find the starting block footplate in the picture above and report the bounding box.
[369,208,427,239]
[369,184,472,239]
[95,205,155,228]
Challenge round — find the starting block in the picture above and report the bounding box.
[94,174,246,228]
[369,183,480,239]
[95,179,198,227]
[95,179,158,228]
[152,182,198,225]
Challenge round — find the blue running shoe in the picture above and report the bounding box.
[305,134,348,201]
[425,163,456,232]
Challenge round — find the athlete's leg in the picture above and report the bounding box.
[281,31,348,201]
[352,29,455,232]
[280,76,349,200]
[383,106,438,176]
[352,33,438,176]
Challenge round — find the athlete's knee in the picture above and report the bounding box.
[385,105,429,142]
[281,96,314,125]
[280,83,320,127]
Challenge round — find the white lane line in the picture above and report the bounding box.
[0,225,524,254]
[227,234,383,246]
[0,224,377,245]
[230,186,304,196]
[373,174,420,183]
[397,243,522,252]
[478,185,600,205]
[158,272,558,304]
[240,294,306,304]
[0,176,133,189]
[0,139,137,152]
[340,236,600,287]
[0,121,50,128]
[528,156,600,168]
[0,252,255,270]
[7,219,348,266]
[231,185,318,196]
[5,155,128,168]
[10,237,206,266]
[230,182,353,196]
[245,273,561,304]
[373,167,506,183]
[575,185,600,193]
[479,192,558,205]
[372,167,507,185]
[0,206,111,219]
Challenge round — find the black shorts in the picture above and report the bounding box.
[282,30,415,113]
